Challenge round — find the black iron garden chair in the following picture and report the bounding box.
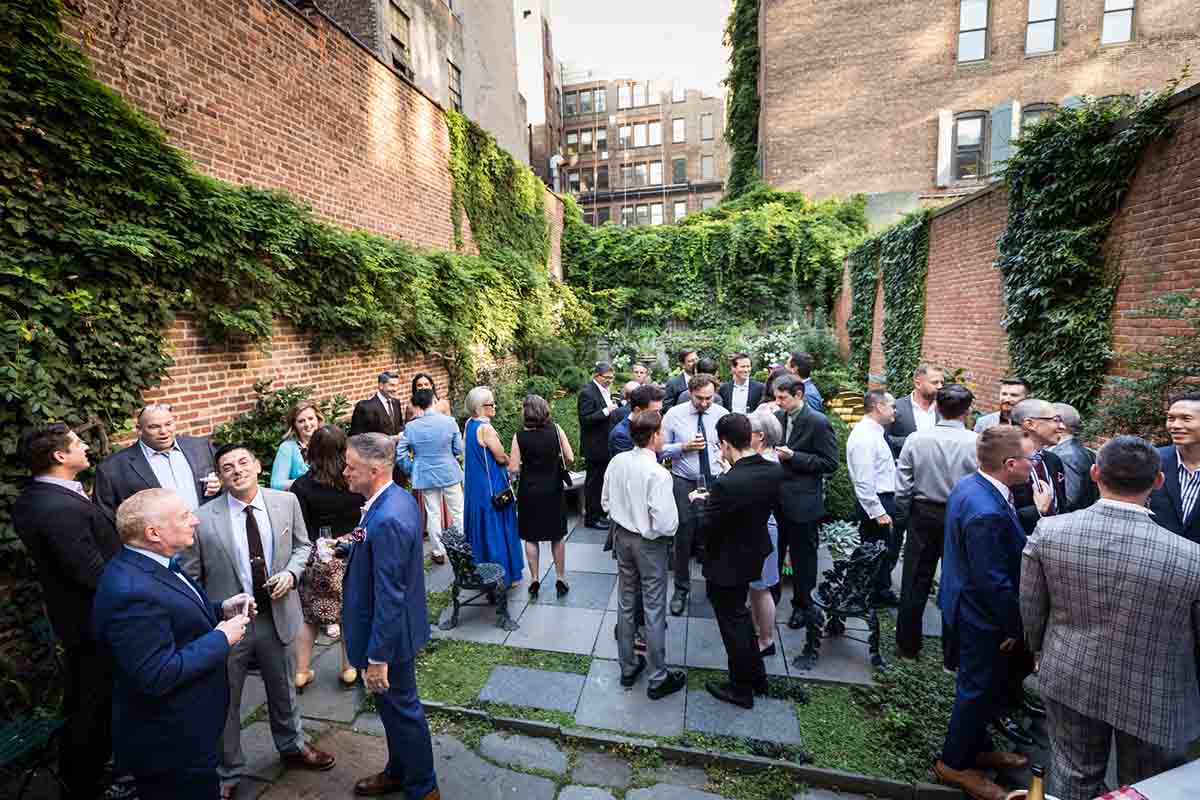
[437,527,519,632]
[792,540,888,672]
[0,615,67,799]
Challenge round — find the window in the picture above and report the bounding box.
[953,112,988,180]
[584,210,596,226]
[649,161,663,184]
[1021,103,1056,131]
[634,123,647,148]
[1101,0,1135,45]
[672,156,687,184]
[636,204,650,225]
[580,90,593,114]
[621,206,634,226]
[633,83,646,106]
[388,3,411,72]
[648,121,662,146]
[597,207,611,225]
[957,0,989,63]
[634,163,648,186]
[700,113,714,140]
[568,171,580,192]
[650,203,664,225]
[618,85,631,109]
[674,200,687,220]
[566,132,578,154]
[701,155,715,179]
[596,165,609,190]
[565,92,577,116]
[1026,0,1057,54]
[448,62,462,111]
[618,124,632,147]
[672,118,686,143]
[620,164,634,186]
[672,83,686,103]
[582,130,594,153]
[596,128,607,154]
[702,197,716,210]
[595,90,606,113]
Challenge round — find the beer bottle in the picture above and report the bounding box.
[1027,764,1045,800]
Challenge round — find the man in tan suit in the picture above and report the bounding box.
[180,443,335,799]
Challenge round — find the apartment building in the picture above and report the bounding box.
[515,0,563,184]
[559,76,728,225]
[758,0,1199,227]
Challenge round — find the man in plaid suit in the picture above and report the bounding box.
[1021,435,1200,800]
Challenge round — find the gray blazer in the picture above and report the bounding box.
[1021,502,1200,748]
[179,488,311,644]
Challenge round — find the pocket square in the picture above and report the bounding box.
[350,526,367,543]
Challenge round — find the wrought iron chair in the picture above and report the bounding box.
[792,540,888,672]
[437,527,518,632]
[1,615,67,799]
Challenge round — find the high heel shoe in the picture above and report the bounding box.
[340,667,358,688]
[556,580,570,597]
[294,669,315,693]
[528,581,540,599]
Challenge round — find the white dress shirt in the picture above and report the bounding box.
[139,440,201,510]
[911,395,937,433]
[730,381,750,414]
[979,469,1016,509]
[601,448,679,540]
[846,415,896,519]
[376,391,397,424]
[359,482,391,523]
[126,544,203,601]
[593,380,615,412]
[34,475,88,498]
[227,491,275,595]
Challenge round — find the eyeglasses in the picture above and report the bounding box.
[482,402,496,408]
[1006,454,1034,464]
[1028,416,1062,423]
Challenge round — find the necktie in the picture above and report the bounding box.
[696,411,710,480]
[244,506,272,609]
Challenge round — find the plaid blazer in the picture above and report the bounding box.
[1021,502,1200,747]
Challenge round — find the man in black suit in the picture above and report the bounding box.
[661,348,698,413]
[94,404,220,521]
[13,424,122,798]
[884,363,944,458]
[578,361,617,528]
[691,414,778,708]
[1049,402,1099,513]
[1149,391,1200,544]
[772,374,839,655]
[718,352,764,414]
[349,371,405,438]
[1009,399,1069,536]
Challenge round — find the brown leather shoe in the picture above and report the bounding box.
[354,772,406,796]
[282,743,336,771]
[934,759,1006,800]
[975,750,1030,770]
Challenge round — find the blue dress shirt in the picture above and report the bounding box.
[395,412,464,490]
[139,440,201,510]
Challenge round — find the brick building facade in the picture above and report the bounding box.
[64,0,563,434]
[760,0,1199,228]
[561,77,729,225]
[515,0,563,186]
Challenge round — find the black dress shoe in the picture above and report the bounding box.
[787,608,805,629]
[871,589,901,607]
[994,715,1036,746]
[620,655,647,687]
[1023,696,1047,718]
[669,588,688,616]
[647,669,687,700]
[706,680,753,709]
[588,516,612,529]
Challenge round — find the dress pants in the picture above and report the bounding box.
[671,475,701,592]
[897,499,946,658]
[614,527,671,688]
[1043,697,1187,800]
[777,517,819,609]
[707,582,766,699]
[584,458,609,524]
[941,619,1006,771]
[60,641,114,797]
[855,492,898,598]
[220,605,305,787]
[135,766,219,800]
[421,482,464,558]
[376,659,438,798]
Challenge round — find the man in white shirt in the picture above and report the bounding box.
[885,363,943,458]
[846,390,900,606]
[718,352,765,415]
[602,411,687,700]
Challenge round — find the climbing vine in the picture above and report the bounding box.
[722,0,761,199]
[879,210,932,396]
[845,238,880,384]
[998,87,1180,412]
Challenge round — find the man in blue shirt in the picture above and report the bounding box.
[787,352,823,412]
[609,384,665,458]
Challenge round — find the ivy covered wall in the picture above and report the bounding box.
[722,0,761,200]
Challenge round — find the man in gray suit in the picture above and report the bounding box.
[1021,435,1200,800]
[179,443,335,799]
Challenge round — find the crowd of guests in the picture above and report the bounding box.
[11,353,1200,800]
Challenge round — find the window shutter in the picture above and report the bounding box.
[989,100,1015,176]
[936,109,954,188]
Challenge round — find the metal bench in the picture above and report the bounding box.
[437,526,519,632]
[792,540,888,672]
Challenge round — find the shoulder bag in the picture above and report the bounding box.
[553,424,574,489]
[482,429,516,511]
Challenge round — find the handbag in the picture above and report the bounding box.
[483,443,516,511]
[553,424,574,489]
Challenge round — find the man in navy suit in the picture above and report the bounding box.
[934,426,1034,800]
[1149,391,1200,544]
[93,488,254,800]
[341,433,439,799]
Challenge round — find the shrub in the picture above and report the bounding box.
[523,375,558,401]
[558,366,590,393]
[824,415,856,523]
[211,381,350,470]
[812,365,860,400]
[528,339,576,379]
[819,519,860,561]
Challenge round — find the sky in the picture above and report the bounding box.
[550,0,734,96]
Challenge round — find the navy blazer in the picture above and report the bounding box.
[1149,446,1200,544]
[93,548,230,777]
[941,472,1027,639]
[93,436,217,521]
[342,484,430,667]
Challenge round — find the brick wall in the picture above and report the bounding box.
[838,84,1200,414]
[60,0,563,435]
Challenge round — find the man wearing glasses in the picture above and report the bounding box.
[1009,399,1069,536]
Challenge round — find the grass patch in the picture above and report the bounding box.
[426,588,451,624]
[482,701,575,729]
[704,764,805,800]
[414,638,590,706]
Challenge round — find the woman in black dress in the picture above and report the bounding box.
[290,425,365,691]
[509,394,574,599]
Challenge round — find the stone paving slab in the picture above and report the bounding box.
[684,689,802,745]
[574,658,686,737]
[683,618,788,676]
[570,749,633,789]
[240,673,268,723]
[686,580,716,619]
[530,570,617,610]
[237,721,285,782]
[641,762,711,790]
[567,525,612,546]
[425,559,455,594]
[563,542,621,574]
[478,665,586,713]
[594,610,686,665]
[479,731,569,775]
[298,645,364,723]
[350,711,386,737]
[432,587,531,644]
[888,601,943,638]
[777,624,876,685]
[626,785,726,800]
[506,604,604,655]
[560,787,619,800]
[793,790,873,799]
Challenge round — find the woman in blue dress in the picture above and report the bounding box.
[462,386,524,586]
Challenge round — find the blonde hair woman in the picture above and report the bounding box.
[270,400,324,490]
[461,387,523,586]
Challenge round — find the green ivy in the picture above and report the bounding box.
[997,88,1179,412]
[845,238,881,384]
[0,0,578,545]
[878,210,931,396]
[564,187,867,330]
[722,0,760,199]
